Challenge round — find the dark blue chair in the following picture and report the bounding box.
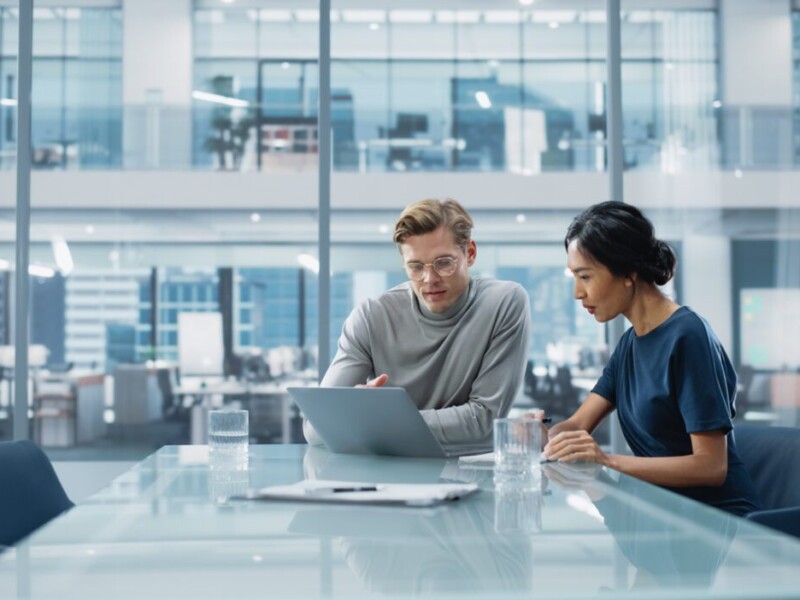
[0,440,74,548]
[734,424,800,538]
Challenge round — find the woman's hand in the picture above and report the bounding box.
[544,430,609,466]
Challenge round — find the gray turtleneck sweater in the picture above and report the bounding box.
[304,277,531,447]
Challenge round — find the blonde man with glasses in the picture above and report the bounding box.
[304,199,531,448]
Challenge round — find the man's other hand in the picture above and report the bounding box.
[356,374,389,388]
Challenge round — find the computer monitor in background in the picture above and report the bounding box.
[178,312,224,383]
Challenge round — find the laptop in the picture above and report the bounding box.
[288,387,490,459]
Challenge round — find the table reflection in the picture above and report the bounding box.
[544,462,737,592]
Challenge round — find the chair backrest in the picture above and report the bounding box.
[0,440,74,547]
[734,424,800,511]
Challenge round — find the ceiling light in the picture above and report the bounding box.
[192,91,249,108]
[475,91,492,109]
[250,213,261,223]
[0,98,17,107]
[378,224,389,234]
[259,10,292,22]
[295,10,318,23]
[221,0,234,4]
[389,11,432,24]
[519,0,535,5]
[712,100,722,109]
[665,62,675,71]
[297,253,320,274]
[548,21,559,29]
[734,168,743,179]
[281,62,291,70]
[515,214,526,224]
[29,265,56,278]
[342,10,385,23]
[51,235,74,276]
[368,22,380,31]
[485,11,522,24]
[85,224,95,234]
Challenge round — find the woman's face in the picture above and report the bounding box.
[567,239,635,323]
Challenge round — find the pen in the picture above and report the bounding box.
[306,486,379,494]
[541,418,553,424]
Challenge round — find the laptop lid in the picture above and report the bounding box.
[289,387,448,458]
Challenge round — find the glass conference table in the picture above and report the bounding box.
[2,444,800,599]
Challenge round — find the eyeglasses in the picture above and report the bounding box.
[404,256,460,281]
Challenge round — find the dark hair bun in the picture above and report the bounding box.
[647,240,677,286]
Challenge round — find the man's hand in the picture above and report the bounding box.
[356,374,389,388]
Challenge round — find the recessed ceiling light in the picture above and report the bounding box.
[519,0,535,5]
[85,225,95,234]
[515,214,526,224]
[378,224,389,234]
[368,22,380,31]
[734,169,743,179]
[548,21,559,29]
[281,62,291,70]
[250,213,261,223]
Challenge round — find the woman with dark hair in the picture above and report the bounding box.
[542,201,760,516]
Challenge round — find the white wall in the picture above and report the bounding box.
[682,234,733,354]
[123,0,193,168]
[720,0,793,106]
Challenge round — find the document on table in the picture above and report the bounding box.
[243,479,479,507]
[458,451,495,468]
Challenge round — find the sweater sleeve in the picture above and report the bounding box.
[303,303,374,446]
[420,285,531,445]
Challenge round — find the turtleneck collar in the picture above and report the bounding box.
[412,278,475,323]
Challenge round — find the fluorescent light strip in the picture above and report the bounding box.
[342,10,385,23]
[297,253,320,274]
[0,98,17,107]
[192,91,249,108]
[475,91,492,109]
[389,11,432,24]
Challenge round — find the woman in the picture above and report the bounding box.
[542,201,760,516]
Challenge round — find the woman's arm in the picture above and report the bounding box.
[545,429,729,488]
[546,393,615,441]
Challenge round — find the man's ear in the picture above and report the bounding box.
[466,240,477,266]
[625,271,637,287]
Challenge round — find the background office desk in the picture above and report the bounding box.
[173,381,308,444]
[2,445,800,599]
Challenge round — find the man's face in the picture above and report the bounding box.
[400,226,476,314]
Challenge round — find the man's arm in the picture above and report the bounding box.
[421,286,531,445]
[303,304,374,446]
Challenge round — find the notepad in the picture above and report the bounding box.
[243,479,479,507]
[458,451,495,468]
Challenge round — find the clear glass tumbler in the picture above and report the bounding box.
[208,409,249,471]
[493,417,541,479]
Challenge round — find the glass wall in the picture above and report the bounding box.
[0,6,122,171]
[194,6,717,174]
[3,1,798,459]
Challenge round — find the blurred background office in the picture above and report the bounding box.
[0,0,798,463]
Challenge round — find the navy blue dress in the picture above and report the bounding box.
[592,306,761,516]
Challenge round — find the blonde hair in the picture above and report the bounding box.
[393,199,474,248]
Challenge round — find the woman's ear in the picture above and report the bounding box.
[625,272,637,287]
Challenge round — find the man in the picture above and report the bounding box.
[304,198,531,447]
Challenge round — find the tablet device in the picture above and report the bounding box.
[288,387,489,458]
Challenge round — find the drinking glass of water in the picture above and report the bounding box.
[493,417,541,480]
[208,409,249,471]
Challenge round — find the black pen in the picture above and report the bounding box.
[307,486,379,494]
